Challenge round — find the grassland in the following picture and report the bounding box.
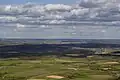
[0,56,120,80]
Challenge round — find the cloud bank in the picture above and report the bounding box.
[0,0,120,39]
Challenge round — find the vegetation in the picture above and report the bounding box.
[0,56,119,80]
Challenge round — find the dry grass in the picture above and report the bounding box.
[46,75,65,79]
[27,79,46,80]
[103,62,119,65]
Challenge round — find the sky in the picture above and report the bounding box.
[0,0,120,39]
[0,0,77,4]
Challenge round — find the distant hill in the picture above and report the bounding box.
[0,42,120,58]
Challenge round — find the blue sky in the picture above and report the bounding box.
[0,0,77,4]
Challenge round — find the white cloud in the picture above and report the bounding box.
[45,4,72,11]
[0,0,120,25]
[16,23,25,28]
[0,0,120,38]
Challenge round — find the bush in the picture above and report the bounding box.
[58,71,88,79]
[3,75,27,80]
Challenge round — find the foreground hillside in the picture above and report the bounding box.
[0,56,120,80]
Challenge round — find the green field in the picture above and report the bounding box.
[0,56,120,80]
